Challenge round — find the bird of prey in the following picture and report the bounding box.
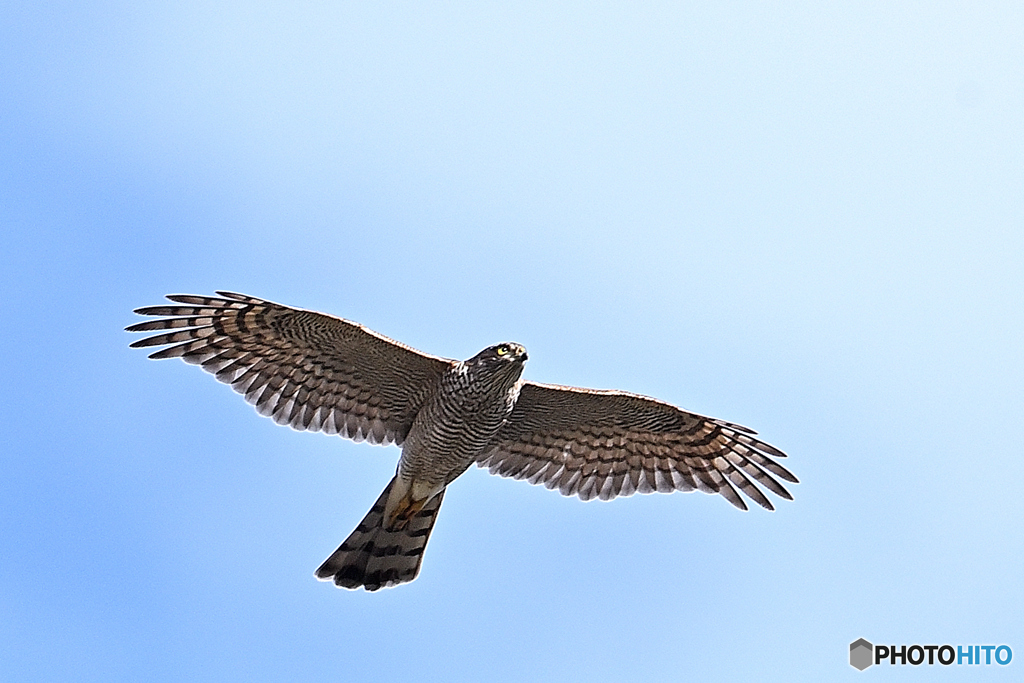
[127,292,796,591]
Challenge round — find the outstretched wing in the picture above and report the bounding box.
[127,292,452,445]
[477,381,797,510]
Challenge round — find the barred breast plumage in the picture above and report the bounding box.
[316,345,526,590]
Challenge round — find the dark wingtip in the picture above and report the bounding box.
[724,492,749,512]
[776,467,799,484]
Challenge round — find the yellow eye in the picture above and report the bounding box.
[496,345,508,356]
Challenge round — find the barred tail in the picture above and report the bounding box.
[315,478,445,591]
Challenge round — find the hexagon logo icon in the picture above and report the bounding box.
[850,638,873,670]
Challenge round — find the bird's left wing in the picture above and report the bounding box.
[477,381,797,509]
[127,292,453,446]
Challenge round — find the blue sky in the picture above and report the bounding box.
[2,2,1022,681]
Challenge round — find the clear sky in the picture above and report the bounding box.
[2,2,1022,681]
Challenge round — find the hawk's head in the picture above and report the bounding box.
[482,342,527,363]
[466,343,528,378]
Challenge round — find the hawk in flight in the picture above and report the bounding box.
[128,292,796,591]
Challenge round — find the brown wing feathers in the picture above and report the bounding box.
[478,382,796,510]
[129,293,795,513]
[127,292,450,446]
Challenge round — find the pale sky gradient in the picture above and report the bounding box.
[2,2,1022,681]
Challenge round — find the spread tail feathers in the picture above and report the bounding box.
[315,478,445,591]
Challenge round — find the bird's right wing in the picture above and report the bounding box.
[127,292,453,445]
